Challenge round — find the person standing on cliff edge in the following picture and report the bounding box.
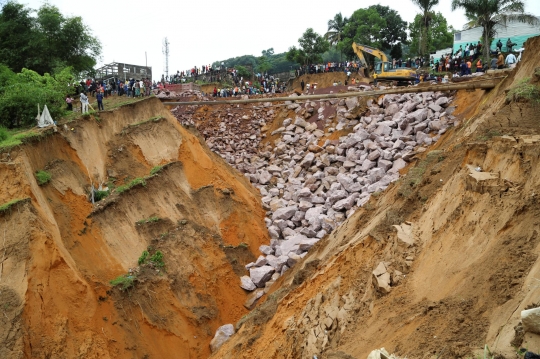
[301,79,305,92]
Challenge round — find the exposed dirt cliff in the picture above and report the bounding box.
[0,97,269,359]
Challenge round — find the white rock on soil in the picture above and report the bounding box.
[240,276,257,291]
[210,324,235,353]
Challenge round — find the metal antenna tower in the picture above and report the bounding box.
[162,37,170,78]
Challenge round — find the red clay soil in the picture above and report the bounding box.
[0,97,268,359]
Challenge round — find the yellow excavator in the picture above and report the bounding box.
[352,42,417,85]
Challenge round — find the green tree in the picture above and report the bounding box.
[287,28,329,65]
[338,5,407,62]
[0,1,35,73]
[258,48,273,74]
[409,12,455,56]
[0,65,72,127]
[325,12,348,61]
[451,0,539,60]
[410,0,440,57]
[0,1,101,75]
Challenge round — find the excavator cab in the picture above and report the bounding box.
[374,62,394,74]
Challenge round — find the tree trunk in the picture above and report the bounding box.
[484,25,490,62]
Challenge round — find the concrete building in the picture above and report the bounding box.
[453,17,540,53]
[95,62,152,82]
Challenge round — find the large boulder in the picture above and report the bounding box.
[522,307,540,334]
[345,97,359,110]
[240,276,256,291]
[249,266,275,287]
[272,206,298,220]
[210,324,235,353]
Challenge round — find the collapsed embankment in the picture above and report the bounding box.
[209,36,540,359]
[0,97,269,359]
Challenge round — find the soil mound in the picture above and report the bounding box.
[0,97,268,358]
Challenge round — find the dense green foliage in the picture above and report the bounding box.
[0,64,73,127]
[213,49,297,75]
[0,126,8,141]
[0,1,101,75]
[409,12,455,56]
[337,5,408,62]
[286,28,330,65]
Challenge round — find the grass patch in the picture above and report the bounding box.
[477,130,502,141]
[398,150,443,198]
[109,275,135,291]
[507,78,540,103]
[0,198,27,213]
[0,129,47,151]
[150,165,163,175]
[35,170,52,185]
[115,177,146,194]
[0,127,8,141]
[136,216,161,225]
[129,116,164,128]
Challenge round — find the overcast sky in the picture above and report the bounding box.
[21,0,540,79]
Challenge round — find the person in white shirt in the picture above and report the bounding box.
[79,93,89,113]
[505,52,517,68]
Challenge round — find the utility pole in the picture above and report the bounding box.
[162,37,170,79]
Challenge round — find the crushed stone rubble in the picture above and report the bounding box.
[153,89,209,100]
[172,90,456,299]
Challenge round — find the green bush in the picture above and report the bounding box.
[109,275,135,291]
[0,65,73,128]
[150,251,165,268]
[138,250,149,265]
[35,170,51,185]
[93,190,109,201]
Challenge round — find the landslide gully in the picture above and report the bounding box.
[208,36,540,359]
[0,97,269,359]
[172,85,457,304]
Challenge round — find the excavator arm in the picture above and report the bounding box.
[352,42,389,63]
[351,42,416,85]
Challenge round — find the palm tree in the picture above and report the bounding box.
[451,0,539,61]
[325,13,348,61]
[410,0,440,57]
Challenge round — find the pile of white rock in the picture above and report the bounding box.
[238,91,456,293]
[154,89,208,100]
[173,90,456,295]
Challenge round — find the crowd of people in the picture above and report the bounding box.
[211,73,285,97]
[431,38,522,77]
[71,77,157,113]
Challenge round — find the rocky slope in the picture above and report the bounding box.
[173,86,457,303]
[206,35,540,359]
